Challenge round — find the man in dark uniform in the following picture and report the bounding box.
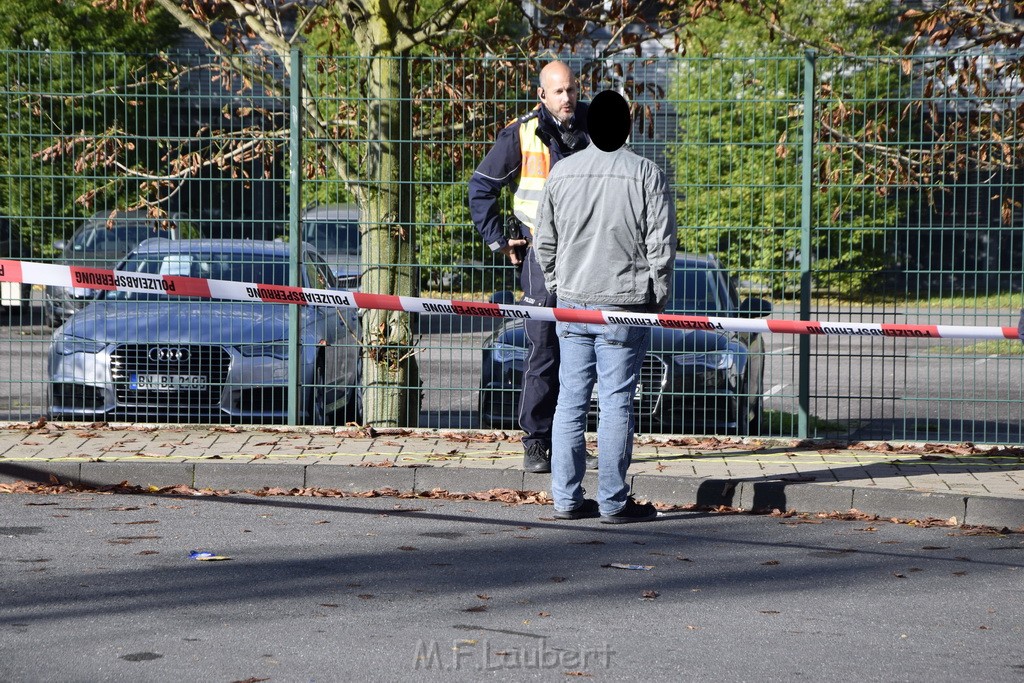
[469,61,595,473]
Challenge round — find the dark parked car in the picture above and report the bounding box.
[478,254,773,436]
[48,238,361,425]
[43,210,194,326]
[0,217,33,318]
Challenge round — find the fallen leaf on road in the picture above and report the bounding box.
[603,563,653,571]
[463,605,487,613]
[640,591,659,601]
[113,520,159,525]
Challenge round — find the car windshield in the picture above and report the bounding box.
[104,251,291,302]
[71,223,170,255]
[666,268,724,316]
[302,220,359,255]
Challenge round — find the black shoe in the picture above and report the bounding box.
[553,499,600,520]
[585,453,599,470]
[600,497,659,524]
[523,443,551,474]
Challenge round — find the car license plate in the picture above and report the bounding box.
[130,373,207,391]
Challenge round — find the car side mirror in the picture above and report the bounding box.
[738,297,773,318]
[489,290,517,306]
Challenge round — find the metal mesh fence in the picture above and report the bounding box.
[1,49,1022,444]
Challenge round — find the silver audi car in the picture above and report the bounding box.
[47,238,361,425]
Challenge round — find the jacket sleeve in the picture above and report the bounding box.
[534,180,558,295]
[468,124,522,252]
[644,166,677,312]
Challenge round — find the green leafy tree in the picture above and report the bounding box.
[0,0,177,251]
[668,0,916,295]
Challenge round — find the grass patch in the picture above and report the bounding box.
[927,340,1024,356]
[762,410,849,436]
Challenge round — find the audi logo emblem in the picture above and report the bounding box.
[149,346,191,362]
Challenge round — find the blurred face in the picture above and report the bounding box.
[538,63,578,125]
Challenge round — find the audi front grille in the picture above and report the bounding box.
[635,354,667,417]
[110,344,231,408]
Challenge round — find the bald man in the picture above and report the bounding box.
[469,61,592,474]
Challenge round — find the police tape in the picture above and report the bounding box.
[2,258,1020,341]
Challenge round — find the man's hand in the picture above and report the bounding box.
[500,238,530,266]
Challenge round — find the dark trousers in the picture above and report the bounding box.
[518,248,559,449]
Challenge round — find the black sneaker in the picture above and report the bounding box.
[553,499,600,520]
[600,497,658,524]
[523,442,551,473]
[585,453,599,470]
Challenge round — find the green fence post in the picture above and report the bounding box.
[798,50,816,440]
[287,47,303,426]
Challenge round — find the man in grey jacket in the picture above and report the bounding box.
[535,90,677,524]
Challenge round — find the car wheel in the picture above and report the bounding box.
[478,390,516,430]
[341,386,363,426]
[307,361,328,426]
[748,398,764,436]
[733,393,755,437]
[477,392,493,429]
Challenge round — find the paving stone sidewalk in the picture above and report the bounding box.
[0,422,1021,529]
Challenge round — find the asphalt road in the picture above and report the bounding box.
[3,296,1023,443]
[0,491,1021,681]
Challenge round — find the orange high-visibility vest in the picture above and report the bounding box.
[512,114,550,238]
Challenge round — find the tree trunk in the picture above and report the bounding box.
[357,49,421,427]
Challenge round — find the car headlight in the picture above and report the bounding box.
[675,352,736,391]
[53,335,107,356]
[237,343,289,360]
[491,340,527,364]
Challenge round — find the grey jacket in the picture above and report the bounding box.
[534,144,676,310]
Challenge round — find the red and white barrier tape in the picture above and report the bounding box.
[2,259,1019,341]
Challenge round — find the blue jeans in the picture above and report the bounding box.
[551,299,651,516]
